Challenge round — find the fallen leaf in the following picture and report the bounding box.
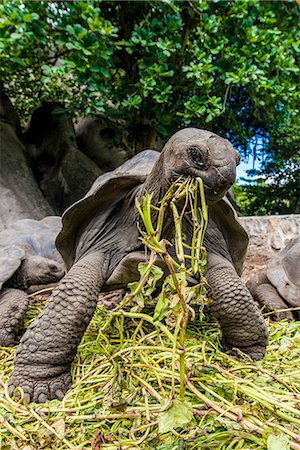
[267,434,290,450]
[92,429,112,450]
[158,398,193,433]
[52,418,65,439]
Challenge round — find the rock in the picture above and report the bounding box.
[239,214,300,258]
[0,90,53,231]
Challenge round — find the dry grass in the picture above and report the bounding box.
[1,178,299,450]
[0,296,300,450]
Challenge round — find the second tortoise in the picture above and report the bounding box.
[0,217,65,346]
[247,237,300,320]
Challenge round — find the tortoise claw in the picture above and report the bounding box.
[221,339,266,361]
[8,365,72,403]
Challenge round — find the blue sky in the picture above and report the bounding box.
[236,154,260,183]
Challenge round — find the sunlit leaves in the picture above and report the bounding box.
[0,0,299,205]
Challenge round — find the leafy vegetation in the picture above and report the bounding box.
[0,0,299,213]
[233,161,300,216]
[1,293,300,449]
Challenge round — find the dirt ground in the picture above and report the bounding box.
[241,250,269,282]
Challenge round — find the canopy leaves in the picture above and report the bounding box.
[1,0,299,213]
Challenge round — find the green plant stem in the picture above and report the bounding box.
[126,252,157,298]
[160,241,189,400]
[0,415,28,441]
[112,310,175,343]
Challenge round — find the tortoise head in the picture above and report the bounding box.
[23,256,66,286]
[162,128,240,203]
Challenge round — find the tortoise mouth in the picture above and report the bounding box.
[169,170,228,202]
[203,183,228,200]
[170,169,186,181]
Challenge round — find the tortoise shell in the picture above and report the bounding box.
[57,150,248,279]
[0,216,63,289]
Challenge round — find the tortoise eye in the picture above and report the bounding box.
[188,146,206,169]
[49,264,57,271]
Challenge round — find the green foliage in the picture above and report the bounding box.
[2,300,300,448]
[128,262,164,310]
[1,0,298,137]
[0,0,299,214]
[233,177,297,217]
[232,145,300,216]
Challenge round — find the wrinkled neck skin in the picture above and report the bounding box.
[4,260,29,290]
[137,152,170,206]
[134,153,191,247]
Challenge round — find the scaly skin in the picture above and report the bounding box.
[8,252,106,403]
[0,289,29,347]
[206,254,268,360]
[253,283,293,321]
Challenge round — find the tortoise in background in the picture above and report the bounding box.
[9,128,268,403]
[23,102,101,214]
[0,217,65,347]
[247,237,300,320]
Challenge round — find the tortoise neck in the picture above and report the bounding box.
[5,260,29,290]
[137,152,170,205]
[133,152,175,237]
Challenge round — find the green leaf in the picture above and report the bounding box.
[11,32,22,40]
[98,66,110,77]
[216,417,243,430]
[153,290,169,322]
[205,113,213,123]
[128,281,139,294]
[267,434,290,450]
[155,445,174,450]
[30,13,39,21]
[140,263,164,288]
[23,14,31,23]
[135,292,144,309]
[158,398,193,433]
[90,64,103,73]
[128,263,163,310]
[279,337,293,352]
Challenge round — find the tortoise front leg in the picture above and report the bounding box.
[205,253,268,360]
[8,252,107,403]
[0,289,29,347]
[246,277,294,321]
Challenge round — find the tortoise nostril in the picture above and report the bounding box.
[218,167,236,187]
[219,178,232,188]
[219,179,228,186]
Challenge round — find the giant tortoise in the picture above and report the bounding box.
[247,237,300,320]
[23,102,102,215]
[8,128,268,402]
[0,217,65,346]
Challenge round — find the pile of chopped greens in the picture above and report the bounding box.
[1,178,299,450]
